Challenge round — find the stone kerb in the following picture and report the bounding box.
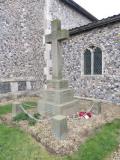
[91,101,102,115]
[12,102,22,118]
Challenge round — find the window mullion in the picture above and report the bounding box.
[91,50,94,75]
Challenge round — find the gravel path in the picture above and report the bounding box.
[107,145,120,160]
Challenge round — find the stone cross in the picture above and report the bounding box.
[45,19,69,79]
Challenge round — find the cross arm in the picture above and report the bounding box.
[45,34,52,44]
[58,29,69,41]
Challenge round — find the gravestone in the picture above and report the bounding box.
[38,19,79,116]
[52,115,68,140]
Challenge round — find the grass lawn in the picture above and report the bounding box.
[0,104,12,116]
[0,120,120,160]
[0,124,62,160]
[65,119,120,160]
[0,101,37,116]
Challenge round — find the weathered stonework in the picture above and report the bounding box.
[44,0,92,80]
[48,0,91,30]
[38,19,80,116]
[52,115,68,140]
[62,22,120,104]
[0,0,45,92]
[0,0,92,96]
[0,78,34,100]
[0,0,119,105]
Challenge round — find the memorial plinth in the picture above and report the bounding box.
[52,115,68,140]
[37,19,79,116]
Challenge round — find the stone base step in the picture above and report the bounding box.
[47,79,68,89]
[37,99,80,116]
[43,88,74,104]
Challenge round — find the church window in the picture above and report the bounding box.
[18,81,26,91]
[84,49,91,75]
[84,47,102,75]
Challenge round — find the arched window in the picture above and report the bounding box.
[84,46,102,75]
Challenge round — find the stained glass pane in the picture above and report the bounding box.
[84,49,91,75]
[94,47,102,74]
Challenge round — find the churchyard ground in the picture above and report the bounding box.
[0,99,120,160]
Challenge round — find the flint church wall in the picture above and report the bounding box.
[0,0,45,96]
[0,0,92,97]
[48,0,91,30]
[62,22,120,104]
